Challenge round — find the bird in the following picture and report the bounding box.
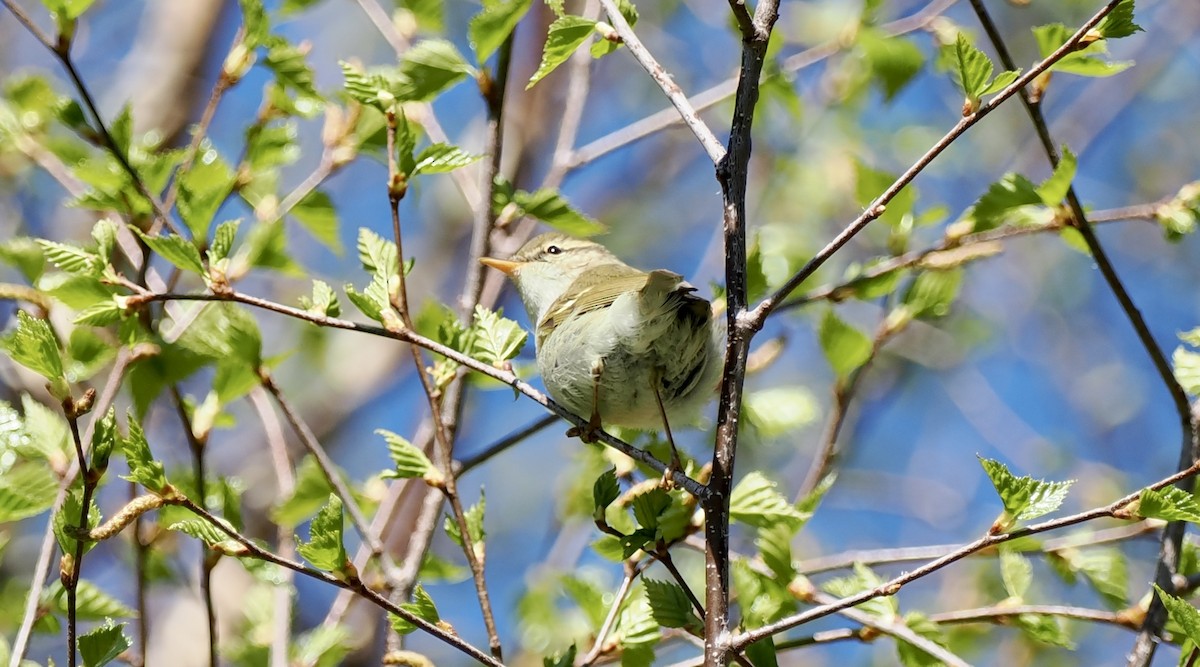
[481,232,721,483]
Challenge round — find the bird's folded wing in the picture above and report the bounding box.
[537,264,647,344]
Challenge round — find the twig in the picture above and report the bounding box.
[928,603,1134,629]
[130,290,710,497]
[62,395,95,667]
[458,415,558,476]
[704,1,780,664]
[596,0,725,164]
[168,385,218,667]
[581,560,644,665]
[384,110,504,660]
[248,387,296,667]
[259,372,394,568]
[730,460,1200,649]
[808,591,973,667]
[748,0,1133,329]
[963,4,1199,662]
[567,0,957,169]
[9,347,149,667]
[173,498,503,667]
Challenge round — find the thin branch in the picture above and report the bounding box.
[596,0,725,164]
[731,460,1200,649]
[63,396,94,667]
[249,387,296,667]
[567,0,956,169]
[129,290,710,497]
[173,498,503,667]
[385,110,503,659]
[928,603,1135,629]
[259,372,394,569]
[458,414,558,476]
[748,0,1133,329]
[963,4,1199,663]
[581,560,644,666]
[808,591,973,667]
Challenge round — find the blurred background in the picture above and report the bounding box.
[2,0,1200,664]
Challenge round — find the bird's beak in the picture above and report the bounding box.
[479,257,522,276]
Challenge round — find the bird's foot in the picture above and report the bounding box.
[567,411,604,443]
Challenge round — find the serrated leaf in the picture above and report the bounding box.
[824,563,897,619]
[0,463,58,521]
[270,456,337,527]
[527,15,595,89]
[299,280,341,318]
[970,173,1043,232]
[176,303,263,367]
[952,33,993,100]
[121,412,168,493]
[979,69,1020,96]
[858,29,923,101]
[901,268,961,319]
[36,239,100,275]
[389,584,441,635]
[1137,486,1200,523]
[208,219,241,263]
[395,40,476,102]
[644,579,700,630]
[239,0,269,48]
[999,548,1032,600]
[469,0,532,62]
[979,457,1074,527]
[377,429,438,481]
[756,523,795,581]
[411,144,482,175]
[1036,147,1077,206]
[469,305,527,364]
[45,579,137,620]
[78,620,130,667]
[1014,612,1075,648]
[135,230,205,276]
[593,468,620,516]
[444,492,486,550]
[291,190,342,253]
[1097,0,1142,39]
[730,472,804,529]
[297,494,348,572]
[340,61,397,110]
[265,42,323,112]
[54,486,100,556]
[819,310,872,379]
[1155,585,1200,645]
[177,143,234,238]
[617,591,659,649]
[502,187,606,236]
[2,311,66,392]
[630,487,671,531]
[73,299,124,327]
[356,227,399,277]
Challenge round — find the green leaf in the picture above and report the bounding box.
[730,472,804,529]
[411,144,482,175]
[824,563,897,619]
[1036,147,1077,206]
[1137,486,1200,523]
[135,230,205,276]
[121,412,168,493]
[89,407,117,472]
[744,636,779,667]
[78,620,130,667]
[979,69,1020,96]
[857,29,924,101]
[644,579,700,631]
[469,0,532,62]
[593,468,620,517]
[290,190,342,253]
[264,42,323,112]
[238,0,269,48]
[444,492,486,550]
[630,487,671,530]
[543,645,577,667]
[388,584,441,635]
[1096,0,1142,39]
[396,40,476,102]
[2,311,67,395]
[40,0,95,21]
[743,386,818,439]
[501,187,607,236]
[0,237,47,281]
[901,268,962,319]
[176,303,263,368]
[1154,585,1200,646]
[297,494,348,573]
[469,305,527,364]
[270,456,336,527]
[527,15,596,89]
[1013,613,1075,648]
[36,239,100,275]
[54,486,100,556]
[208,219,241,264]
[46,579,137,619]
[377,429,439,482]
[999,548,1032,600]
[979,457,1074,528]
[73,299,124,327]
[854,161,914,228]
[298,280,341,318]
[756,523,795,581]
[0,463,58,522]
[356,227,399,277]
[1175,346,1200,396]
[168,518,239,550]
[969,173,1043,232]
[340,61,398,110]
[952,33,993,100]
[1071,548,1128,609]
[819,310,872,379]
[616,590,659,649]
[177,142,234,239]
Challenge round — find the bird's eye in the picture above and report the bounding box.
[545,245,562,255]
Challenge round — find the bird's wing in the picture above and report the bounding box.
[537,264,647,345]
